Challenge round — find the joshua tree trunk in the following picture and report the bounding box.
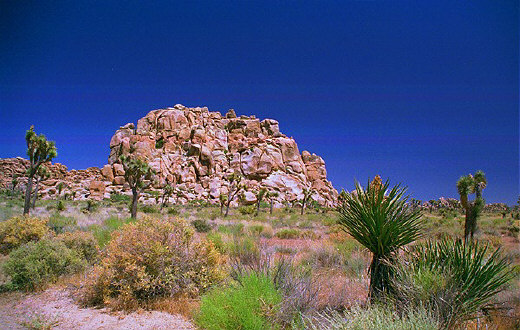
[23,176,34,215]
[131,188,139,219]
[225,201,231,217]
[270,200,273,215]
[256,200,261,216]
[301,200,305,215]
[31,182,40,209]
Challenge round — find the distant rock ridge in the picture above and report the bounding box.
[0,104,338,207]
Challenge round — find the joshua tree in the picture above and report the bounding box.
[457,170,487,242]
[31,165,50,209]
[161,183,175,210]
[265,190,279,215]
[56,182,65,199]
[23,126,57,215]
[224,173,244,217]
[71,191,77,201]
[11,176,19,192]
[219,193,227,215]
[255,188,267,216]
[337,177,422,302]
[300,188,314,215]
[120,155,156,218]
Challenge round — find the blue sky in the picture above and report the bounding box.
[0,1,518,204]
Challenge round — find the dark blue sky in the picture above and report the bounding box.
[1,1,518,204]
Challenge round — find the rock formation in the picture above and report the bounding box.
[0,105,338,207]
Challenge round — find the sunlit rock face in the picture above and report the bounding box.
[106,104,338,206]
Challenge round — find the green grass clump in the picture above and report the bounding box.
[195,272,282,330]
[140,204,159,214]
[2,238,86,290]
[275,228,300,239]
[109,193,131,204]
[88,216,136,247]
[47,213,77,234]
[303,305,439,330]
[192,219,212,233]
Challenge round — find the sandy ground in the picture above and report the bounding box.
[0,288,195,330]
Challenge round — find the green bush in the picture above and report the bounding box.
[3,239,86,290]
[55,231,98,263]
[47,214,77,234]
[140,204,159,214]
[88,216,136,248]
[109,193,131,204]
[275,228,300,239]
[56,200,65,212]
[227,236,260,265]
[167,207,179,216]
[195,272,282,330]
[0,216,49,254]
[80,217,226,309]
[192,219,212,233]
[238,205,256,215]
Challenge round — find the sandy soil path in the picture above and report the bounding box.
[0,288,195,330]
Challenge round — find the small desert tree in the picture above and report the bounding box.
[255,188,267,216]
[23,126,57,215]
[120,155,156,219]
[161,183,175,210]
[56,182,66,200]
[31,166,50,209]
[224,173,244,217]
[300,188,314,215]
[337,177,422,302]
[457,170,487,242]
[219,193,227,215]
[11,176,19,192]
[265,190,279,215]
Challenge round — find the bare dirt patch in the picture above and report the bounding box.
[0,288,195,330]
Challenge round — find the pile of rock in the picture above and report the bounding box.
[1,104,338,207]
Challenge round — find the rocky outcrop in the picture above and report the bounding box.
[104,104,337,206]
[0,105,338,206]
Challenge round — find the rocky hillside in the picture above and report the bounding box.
[1,105,338,206]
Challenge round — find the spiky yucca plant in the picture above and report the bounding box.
[392,239,512,329]
[337,177,422,302]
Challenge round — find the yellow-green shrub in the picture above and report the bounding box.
[80,217,226,309]
[0,216,49,254]
[55,231,98,263]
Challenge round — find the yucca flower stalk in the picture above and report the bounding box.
[337,177,422,302]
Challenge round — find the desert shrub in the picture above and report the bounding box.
[217,223,244,236]
[248,224,264,236]
[304,247,344,269]
[206,232,226,254]
[3,239,86,290]
[298,220,314,229]
[508,222,520,238]
[238,205,256,215]
[195,272,282,330]
[392,239,513,328]
[140,204,159,214]
[88,216,135,248]
[226,236,260,265]
[109,193,131,204]
[275,228,300,239]
[231,257,319,327]
[192,219,212,233]
[47,213,77,234]
[300,230,320,240]
[302,305,439,330]
[81,200,99,213]
[0,216,49,254]
[55,231,98,263]
[81,217,226,309]
[56,200,65,212]
[167,207,179,216]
